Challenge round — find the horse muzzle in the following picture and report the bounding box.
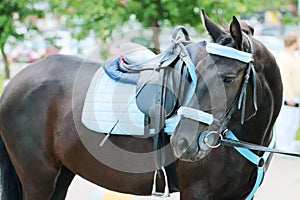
[172,130,220,162]
[171,137,209,162]
[171,106,221,161]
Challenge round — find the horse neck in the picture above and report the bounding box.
[229,75,275,147]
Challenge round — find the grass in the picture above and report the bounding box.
[296,128,300,140]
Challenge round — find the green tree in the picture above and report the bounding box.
[51,0,296,53]
[122,0,203,52]
[0,0,44,79]
[50,0,124,40]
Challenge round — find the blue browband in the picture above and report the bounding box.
[206,43,253,63]
[225,130,275,200]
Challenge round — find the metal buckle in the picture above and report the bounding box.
[204,131,222,149]
[258,157,265,167]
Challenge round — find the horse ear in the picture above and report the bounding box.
[201,9,225,42]
[249,25,254,35]
[240,21,254,36]
[230,16,243,49]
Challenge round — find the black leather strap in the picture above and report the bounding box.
[220,138,300,158]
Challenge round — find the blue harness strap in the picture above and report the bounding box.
[180,55,197,106]
[206,43,253,63]
[225,130,275,200]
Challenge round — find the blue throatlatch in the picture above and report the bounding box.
[225,130,275,200]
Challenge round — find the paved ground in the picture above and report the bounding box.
[66,154,300,200]
[255,154,300,200]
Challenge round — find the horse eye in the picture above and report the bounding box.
[223,76,235,84]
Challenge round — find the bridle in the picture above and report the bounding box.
[178,33,258,149]
[177,33,300,200]
[218,33,257,132]
[174,33,300,158]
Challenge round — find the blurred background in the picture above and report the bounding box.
[1,0,300,84]
[1,0,300,199]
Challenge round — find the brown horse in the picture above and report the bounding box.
[0,10,282,200]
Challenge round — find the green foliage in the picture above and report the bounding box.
[282,12,300,24]
[124,0,203,29]
[0,0,45,79]
[0,0,45,47]
[50,0,124,41]
[51,0,295,42]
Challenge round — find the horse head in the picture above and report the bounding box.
[171,9,282,162]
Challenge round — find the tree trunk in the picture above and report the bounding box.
[1,46,10,79]
[152,26,160,54]
[149,19,160,54]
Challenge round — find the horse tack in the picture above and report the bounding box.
[102,29,193,121]
[178,37,257,144]
[81,32,198,139]
[134,44,191,120]
[0,10,284,200]
[176,31,271,199]
[101,26,195,196]
[114,26,195,133]
[133,27,194,196]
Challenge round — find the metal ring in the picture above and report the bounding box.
[203,131,223,149]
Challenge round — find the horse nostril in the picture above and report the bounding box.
[177,138,189,153]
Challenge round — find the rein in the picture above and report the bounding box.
[219,132,300,157]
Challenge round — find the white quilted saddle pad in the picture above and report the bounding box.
[82,67,179,136]
[81,67,148,135]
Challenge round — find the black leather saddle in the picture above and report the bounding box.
[102,42,184,121]
[101,26,194,195]
[119,42,181,119]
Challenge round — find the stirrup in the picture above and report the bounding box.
[151,166,170,198]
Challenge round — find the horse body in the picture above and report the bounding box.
[0,55,275,200]
[0,10,282,200]
[0,54,175,199]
